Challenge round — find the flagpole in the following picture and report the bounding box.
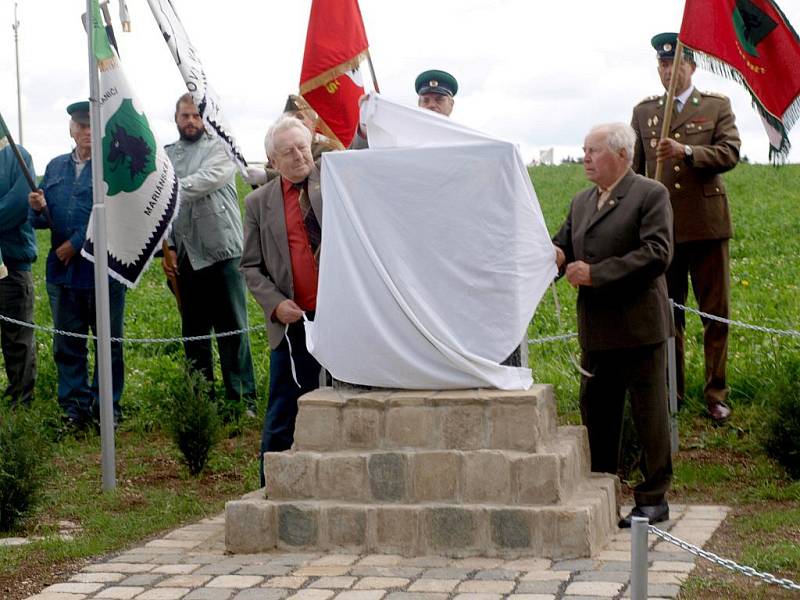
[13,1,23,144]
[366,50,380,93]
[654,40,686,182]
[86,0,116,491]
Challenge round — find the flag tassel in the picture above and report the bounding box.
[685,43,798,163]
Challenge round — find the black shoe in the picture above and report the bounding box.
[618,500,670,528]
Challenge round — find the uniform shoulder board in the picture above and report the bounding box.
[636,95,661,106]
[700,90,729,100]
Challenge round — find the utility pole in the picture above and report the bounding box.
[12,1,23,144]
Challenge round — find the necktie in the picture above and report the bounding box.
[295,181,322,261]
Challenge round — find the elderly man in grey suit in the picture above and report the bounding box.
[552,122,674,528]
[240,115,323,486]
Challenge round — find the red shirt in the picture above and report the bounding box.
[281,177,318,311]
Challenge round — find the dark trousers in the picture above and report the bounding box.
[0,269,36,405]
[666,239,729,406]
[46,281,126,422]
[260,318,321,486]
[177,257,256,404]
[580,342,672,506]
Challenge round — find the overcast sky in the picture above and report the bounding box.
[2,0,799,176]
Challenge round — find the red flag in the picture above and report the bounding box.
[299,0,369,149]
[680,0,800,161]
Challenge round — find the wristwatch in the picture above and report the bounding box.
[684,145,693,157]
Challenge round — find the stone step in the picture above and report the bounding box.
[265,427,590,506]
[292,385,558,452]
[226,475,617,559]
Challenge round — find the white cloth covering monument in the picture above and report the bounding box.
[305,94,557,390]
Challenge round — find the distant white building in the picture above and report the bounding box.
[539,148,554,166]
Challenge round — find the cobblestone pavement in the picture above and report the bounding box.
[25,504,729,600]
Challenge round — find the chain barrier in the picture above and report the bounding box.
[649,525,800,591]
[1,301,797,345]
[671,301,800,338]
[0,312,264,344]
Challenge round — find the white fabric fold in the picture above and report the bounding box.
[305,94,556,390]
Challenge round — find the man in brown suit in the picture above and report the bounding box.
[240,115,323,486]
[631,32,741,422]
[553,122,673,527]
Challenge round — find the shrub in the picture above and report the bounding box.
[763,388,800,479]
[164,366,222,476]
[0,405,49,531]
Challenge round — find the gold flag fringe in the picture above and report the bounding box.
[299,50,369,95]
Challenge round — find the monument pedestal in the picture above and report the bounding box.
[225,385,617,558]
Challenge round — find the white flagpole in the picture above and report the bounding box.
[86,0,116,491]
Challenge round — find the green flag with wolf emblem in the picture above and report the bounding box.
[81,2,179,287]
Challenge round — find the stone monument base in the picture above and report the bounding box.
[226,385,617,558]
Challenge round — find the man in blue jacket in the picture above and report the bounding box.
[0,140,37,405]
[29,102,126,428]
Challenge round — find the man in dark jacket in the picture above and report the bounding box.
[0,141,37,405]
[553,122,674,527]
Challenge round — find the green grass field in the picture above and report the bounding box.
[1,164,799,598]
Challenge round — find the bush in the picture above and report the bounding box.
[0,405,49,531]
[763,388,800,479]
[164,366,222,476]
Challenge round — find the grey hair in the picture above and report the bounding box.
[264,114,313,157]
[590,123,636,165]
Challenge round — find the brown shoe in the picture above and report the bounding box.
[708,401,731,423]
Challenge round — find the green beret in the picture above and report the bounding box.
[67,101,90,124]
[651,32,694,61]
[415,69,458,97]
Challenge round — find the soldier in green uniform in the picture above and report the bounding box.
[414,69,458,117]
[631,32,740,423]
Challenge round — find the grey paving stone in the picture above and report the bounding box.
[184,589,235,600]
[119,574,166,586]
[648,552,695,563]
[270,554,320,566]
[194,562,242,575]
[473,569,520,580]
[236,564,293,576]
[151,554,192,564]
[110,553,161,564]
[399,557,450,568]
[514,580,562,594]
[234,589,290,600]
[573,570,630,583]
[623,583,680,597]
[597,561,631,572]
[384,594,448,600]
[420,568,473,579]
[550,559,595,571]
[350,567,423,578]
[185,553,227,564]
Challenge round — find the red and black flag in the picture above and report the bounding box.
[299,0,370,149]
[680,0,800,161]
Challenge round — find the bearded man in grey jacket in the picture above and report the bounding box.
[162,94,256,412]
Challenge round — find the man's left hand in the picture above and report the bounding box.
[656,138,686,162]
[565,260,592,287]
[55,240,77,265]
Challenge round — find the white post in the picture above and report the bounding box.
[630,516,650,600]
[86,0,116,491]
